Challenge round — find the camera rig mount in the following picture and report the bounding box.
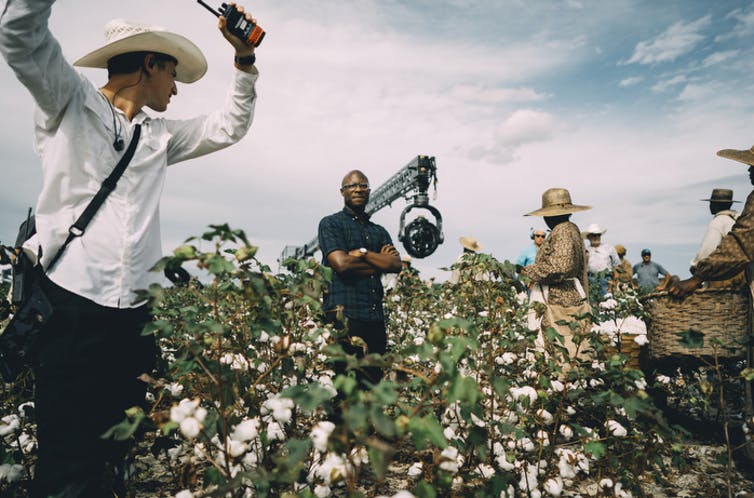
[280,155,444,262]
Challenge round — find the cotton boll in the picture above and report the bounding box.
[535,430,550,446]
[543,476,563,496]
[634,377,647,390]
[476,463,495,478]
[0,415,20,437]
[314,485,331,497]
[174,490,194,498]
[194,407,207,424]
[392,492,416,498]
[266,421,286,441]
[170,399,200,424]
[227,438,248,458]
[407,462,423,477]
[536,409,554,425]
[558,425,573,440]
[232,418,261,442]
[599,478,614,488]
[633,334,648,346]
[550,380,565,393]
[310,421,336,452]
[179,417,201,439]
[606,420,628,437]
[0,463,24,483]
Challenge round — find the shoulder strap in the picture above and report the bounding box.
[45,124,142,273]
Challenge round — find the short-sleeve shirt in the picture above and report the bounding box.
[633,261,669,290]
[318,207,393,322]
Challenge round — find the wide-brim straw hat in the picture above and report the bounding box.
[525,188,591,217]
[582,223,607,237]
[716,145,754,166]
[74,19,207,84]
[701,188,740,203]
[459,236,482,252]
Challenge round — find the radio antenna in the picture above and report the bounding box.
[196,0,221,17]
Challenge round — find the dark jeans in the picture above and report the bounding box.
[32,276,156,498]
[325,311,386,388]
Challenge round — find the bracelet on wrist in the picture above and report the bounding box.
[234,53,256,66]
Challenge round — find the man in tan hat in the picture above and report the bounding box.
[449,236,483,284]
[521,188,591,358]
[689,189,745,287]
[0,2,260,495]
[611,244,634,290]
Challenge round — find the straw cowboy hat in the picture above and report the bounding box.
[582,223,607,237]
[717,145,754,166]
[459,236,482,252]
[701,188,740,203]
[525,188,591,217]
[74,19,207,83]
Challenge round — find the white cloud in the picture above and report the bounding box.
[716,6,754,41]
[624,15,711,65]
[701,49,740,68]
[651,75,688,93]
[618,76,643,87]
[449,85,549,104]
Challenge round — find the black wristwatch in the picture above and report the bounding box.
[234,53,256,66]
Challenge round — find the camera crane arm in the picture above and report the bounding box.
[280,155,444,262]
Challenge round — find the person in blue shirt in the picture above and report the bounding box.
[516,228,547,267]
[633,249,670,292]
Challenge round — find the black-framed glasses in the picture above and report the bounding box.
[342,183,370,191]
[534,234,546,238]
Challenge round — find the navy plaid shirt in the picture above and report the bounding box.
[318,207,393,322]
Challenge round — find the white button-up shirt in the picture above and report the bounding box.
[690,209,738,268]
[586,243,620,274]
[0,0,258,308]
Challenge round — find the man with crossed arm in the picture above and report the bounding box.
[318,170,401,390]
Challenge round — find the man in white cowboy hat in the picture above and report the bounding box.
[0,1,260,495]
[670,147,754,297]
[521,188,591,358]
[448,236,484,284]
[582,223,620,299]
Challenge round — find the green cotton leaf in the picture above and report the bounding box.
[621,396,647,419]
[369,407,396,437]
[408,414,447,450]
[367,446,389,481]
[448,375,480,405]
[161,421,179,436]
[414,480,438,498]
[101,408,145,441]
[204,466,226,485]
[741,368,754,382]
[677,329,705,349]
[584,440,606,459]
[280,384,334,413]
[344,404,369,431]
[371,381,399,405]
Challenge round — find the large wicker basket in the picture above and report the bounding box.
[604,335,644,369]
[642,287,750,361]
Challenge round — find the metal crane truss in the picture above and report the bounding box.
[280,155,443,262]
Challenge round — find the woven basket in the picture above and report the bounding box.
[604,335,644,369]
[642,287,750,361]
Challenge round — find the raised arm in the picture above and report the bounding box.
[0,0,82,130]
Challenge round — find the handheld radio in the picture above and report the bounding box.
[196,1,265,47]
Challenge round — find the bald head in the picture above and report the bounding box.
[340,170,371,213]
[341,170,369,188]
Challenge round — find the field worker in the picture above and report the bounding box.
[516,228,547,267]
[521,188,591,358]
[0,1,260,495]
[318,170,401,392]
[670,147,754,296]
[449,236,485,284]
[583,223,620,299]
[632,249,670,293]
[690,188,745,288]
[611,244,634,290]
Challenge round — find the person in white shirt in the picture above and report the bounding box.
[583,223,620,299]
[689,188,746,288]
[0,1,259,495]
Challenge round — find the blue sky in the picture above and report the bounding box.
[2,0,754,281]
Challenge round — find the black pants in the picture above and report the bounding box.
[325,311,386,388]
[32,277,156,498]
